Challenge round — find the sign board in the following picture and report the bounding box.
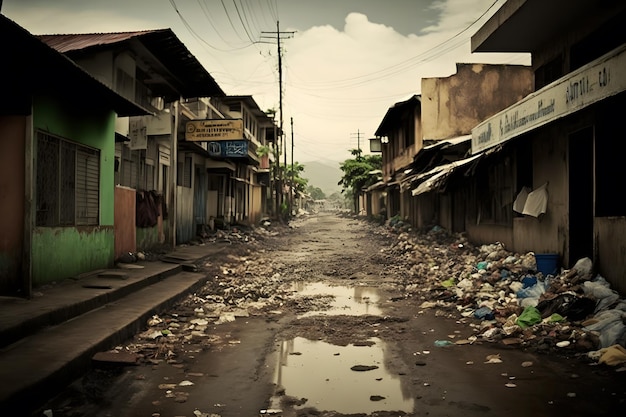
[146,112,172,136]
[185,119,244,142]
[369,137,382,152]
[472,44,626,154]
[207,140,249,158]
[129,117,147,150]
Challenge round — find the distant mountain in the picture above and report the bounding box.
[302,160,343,197]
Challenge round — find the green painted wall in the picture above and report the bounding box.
[32,227,114,285]
[137,222,171,253]
[33,95,116,225]
[31,95,117,285]
[137,226,159,252]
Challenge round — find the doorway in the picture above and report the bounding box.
[568,127,594,266]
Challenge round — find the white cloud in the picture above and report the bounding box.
[4,0,529,164]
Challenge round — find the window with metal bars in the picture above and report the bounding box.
[36,131,100,226]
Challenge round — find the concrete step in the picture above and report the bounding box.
[0,269,208,416]
[0,262,182,350]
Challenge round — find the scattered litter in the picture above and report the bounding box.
[485,354,502,364]
[351,365,379,372]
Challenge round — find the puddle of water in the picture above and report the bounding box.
[293,282,382,317]
[271,337,414,414]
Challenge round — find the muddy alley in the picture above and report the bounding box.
[42,212,626,417]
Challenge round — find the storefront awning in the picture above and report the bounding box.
[412,153,483,196]
[366,181,387,192]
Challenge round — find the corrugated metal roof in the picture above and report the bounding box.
[38,30,159,53]
[38,29,225,101]
[0,15,148,117]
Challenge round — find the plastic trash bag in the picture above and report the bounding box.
[572,257,593,279]
[516,280,546,301]
[474,306,495,320]
[536,293,596,321]
[583,276,619,312]
[584,309,626,348]
[516,306,542,329]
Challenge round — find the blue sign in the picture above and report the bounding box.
[207,140,248,158]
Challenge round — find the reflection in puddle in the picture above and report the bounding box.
[293,282,382,317]
[271,337,414,414]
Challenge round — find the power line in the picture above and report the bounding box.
[284,0,504,90]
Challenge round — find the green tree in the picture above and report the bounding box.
[307,185,326,200]
[338,149,382,213]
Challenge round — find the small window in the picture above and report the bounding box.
[36,131,100,226]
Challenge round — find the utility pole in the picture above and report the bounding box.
[290,117,294,216]
[351,129,362,155]
[261,22,294,220]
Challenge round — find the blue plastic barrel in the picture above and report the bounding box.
[535,253,559,276]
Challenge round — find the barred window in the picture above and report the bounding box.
[36,132,100,226]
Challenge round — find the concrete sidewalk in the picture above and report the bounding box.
[0,243,228,416]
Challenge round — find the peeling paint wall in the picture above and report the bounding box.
[31,95,117,285]
[114,186,136,259]
[421,63,533,140]
[596,219,626,296]
[32,226,114,285]
[250,185,263,224]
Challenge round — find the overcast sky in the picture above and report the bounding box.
[3,0,529,164]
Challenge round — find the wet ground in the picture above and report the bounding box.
[39,212,626,417]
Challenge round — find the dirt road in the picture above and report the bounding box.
[43,212,625,417]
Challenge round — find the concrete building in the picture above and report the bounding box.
[0,16,147,295]
[468,0,626,294]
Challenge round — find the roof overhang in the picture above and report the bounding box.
[1,16,149,117]
[412,153,483,197]
[39,29,225,102]
[375,95,421,137]
[471,0,624,53]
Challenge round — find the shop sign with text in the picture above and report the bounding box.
[472,45,626,154]
[185,119,243,141]
[207,140,249,158]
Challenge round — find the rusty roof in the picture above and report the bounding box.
[38,29,225,101]
[0,15,149,117]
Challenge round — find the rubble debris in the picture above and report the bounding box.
[377,221,626,363]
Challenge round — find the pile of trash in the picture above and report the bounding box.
[378,225,626,368]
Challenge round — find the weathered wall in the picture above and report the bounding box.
[439,194,452,231]
[33,95,116,225]
[114,186,136,259]
[421,63,533,140]
[466,223,515,249]
[595,218,626,296]
[0,116,26,294]
[31,95,117,284]
[176,186,194,243]
[250,185,263,224]
[32,226,114,285]
[414,195,436,229]
[512,133,568,256]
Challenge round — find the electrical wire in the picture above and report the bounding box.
[286,0,504,90]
